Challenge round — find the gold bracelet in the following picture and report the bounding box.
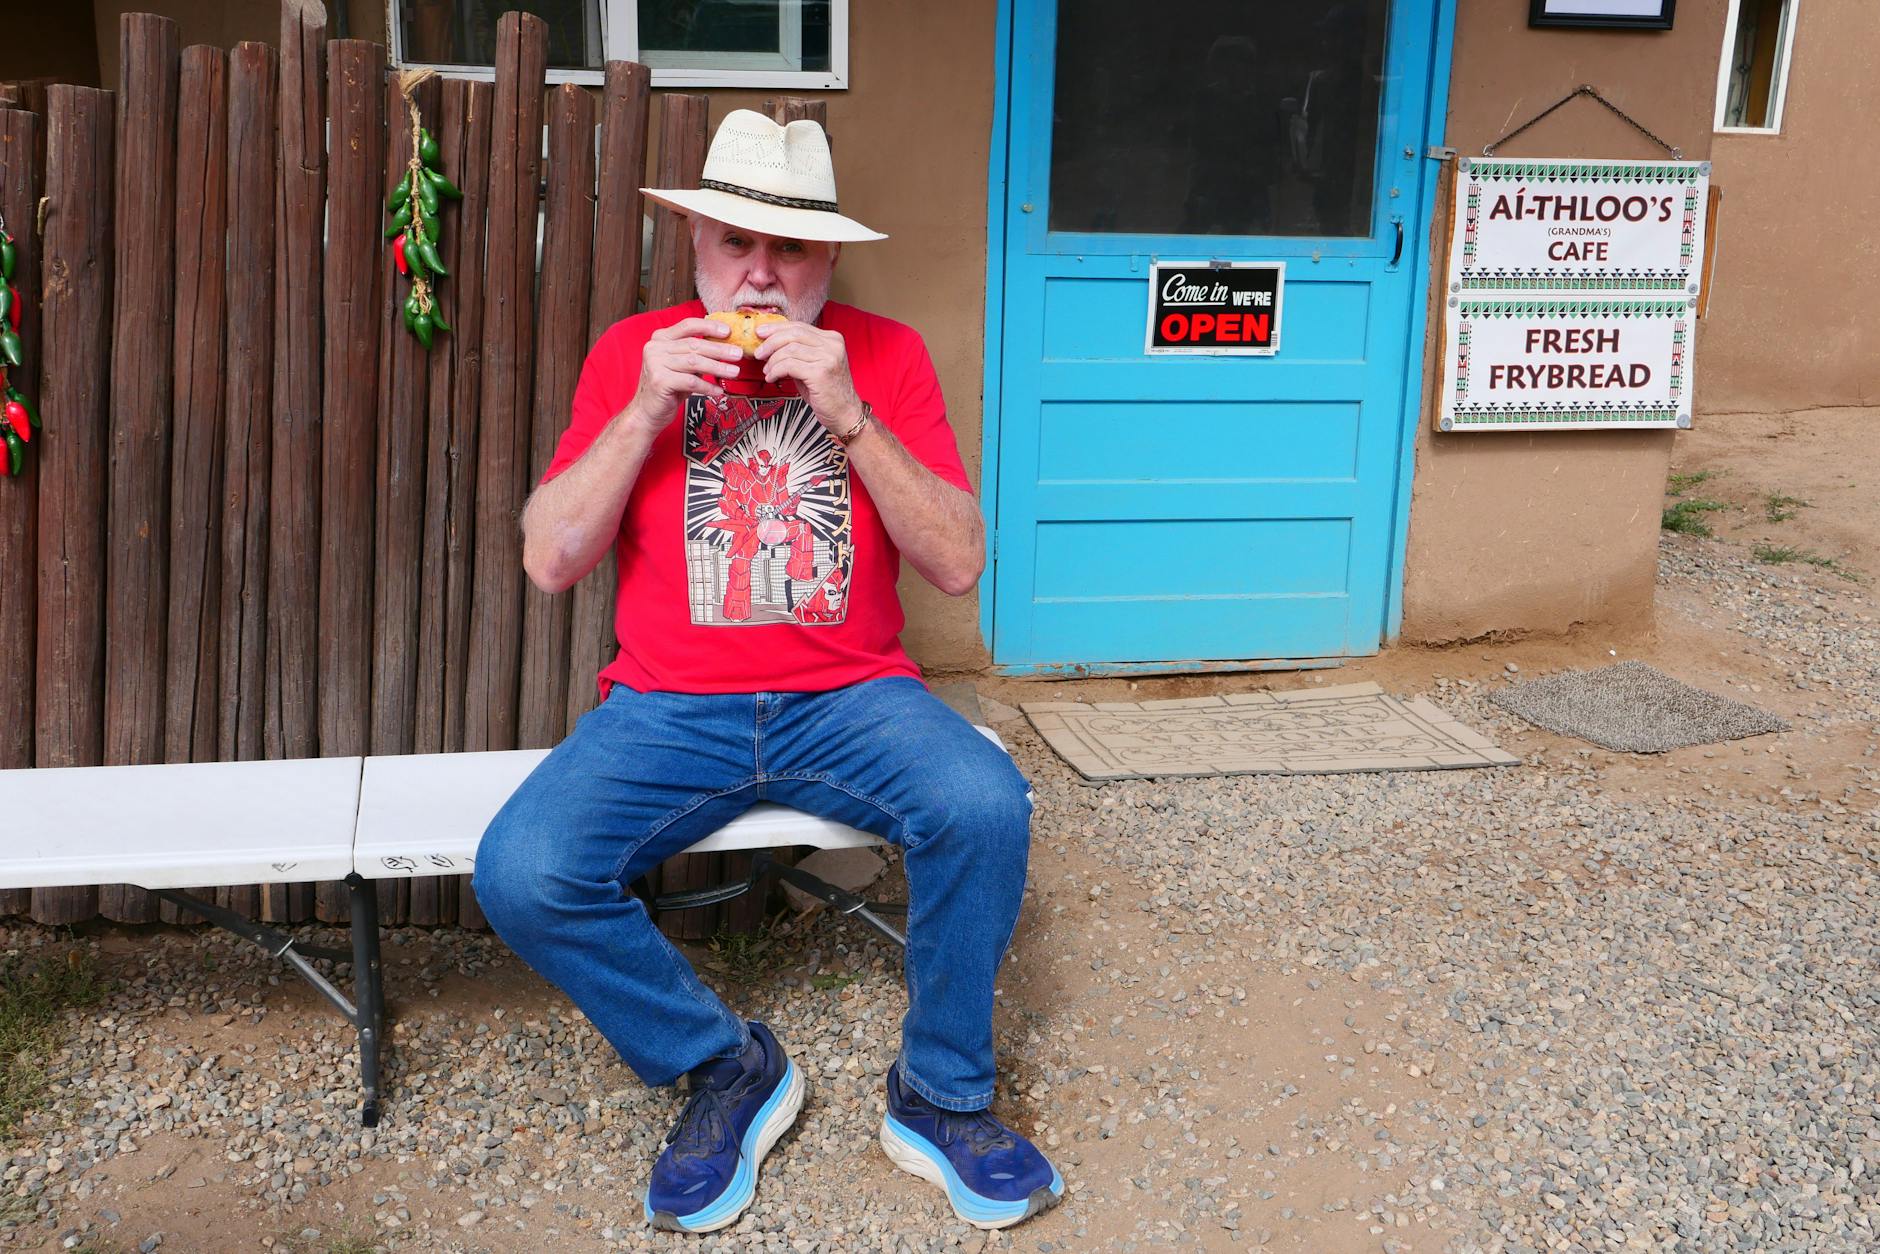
[834,402,873,445]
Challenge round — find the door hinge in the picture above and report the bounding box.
[1426,145,1458,161]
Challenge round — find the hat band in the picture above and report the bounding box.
[699,177,839,215]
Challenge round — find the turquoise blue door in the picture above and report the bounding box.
[985,0,1453,671]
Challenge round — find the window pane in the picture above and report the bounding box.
[1724,0,1791,128]
[638,0,833,73]
[402,0,603,71]
[1049,0,1389,238]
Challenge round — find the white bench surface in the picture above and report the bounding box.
[352,750,880,882]
[2,727,1007,891]
[0,757,365,890]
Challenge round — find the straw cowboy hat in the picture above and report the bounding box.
[642,108,887,243]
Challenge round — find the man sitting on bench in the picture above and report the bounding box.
[472,109,1060,1235]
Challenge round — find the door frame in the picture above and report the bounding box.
[977,0,1459,663]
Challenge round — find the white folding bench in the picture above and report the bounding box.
[2,757,393,1122]
[0,727,1008,1126]
[355,749,913,944]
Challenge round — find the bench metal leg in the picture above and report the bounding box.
[648,850,909,949]
[346,874,385,1128]
[153,883,387,1128]
[760,853,909,948]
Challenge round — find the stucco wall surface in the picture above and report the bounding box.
[1703,2,1879,412]
[1401,0,1730,644]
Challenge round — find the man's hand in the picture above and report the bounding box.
[754,321,864,432]
[625,318,744,435]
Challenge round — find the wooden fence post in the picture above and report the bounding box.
[212,21,273,957]
[156,44,229,925]
[564,59,651,736]
[268,0,326,923]
[371,72,439,765]
[0,105,43,920]
[318,38,386,764]
[414,76,491,775]
[219,41,277,776]
[463,12,547,758]
[165,44,229,762]
[101,12,180,923]
[312,38,387,924]
[459,12,547,928]
[517,83,596,751]
[31,84,113,925]
[772,96,828,129]
[214,41,274,921]
[414,76,494,927]
[216,41,275,926]
[647,94,708,312]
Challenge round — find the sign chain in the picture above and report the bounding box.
[1483,85,1683,160]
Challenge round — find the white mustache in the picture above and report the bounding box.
[727,285,791,316]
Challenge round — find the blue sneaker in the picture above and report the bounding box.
[880,1063,1064,1229]
[643,1022,804,1233]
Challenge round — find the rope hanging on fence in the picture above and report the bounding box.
[386,66,461,348]
[1483,85,1684,160]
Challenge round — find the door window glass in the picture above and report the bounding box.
[1049,0,1389,237]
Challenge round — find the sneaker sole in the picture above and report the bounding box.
[646,1058,805,1234]
[880,1114,1064,1230]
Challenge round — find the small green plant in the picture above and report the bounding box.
[1764,492,1809,522]
[703,922,786,986]
[1666,468,1721,496]
[0,1190,39,1229]
[266,1221,389,1254]
[1662,497,1729,536]
[1751,543,1858,580]
[1,944,105,1143]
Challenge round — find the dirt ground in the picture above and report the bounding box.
[5,406,1874,1254]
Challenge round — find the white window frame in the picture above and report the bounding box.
[1712,0,1800,134]
[387,0,850,90]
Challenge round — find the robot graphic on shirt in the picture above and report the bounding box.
[707,448,828,621]
[683,394,853,626]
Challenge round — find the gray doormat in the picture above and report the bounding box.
[1022,683,1518,781]
[1489,660,1787,753]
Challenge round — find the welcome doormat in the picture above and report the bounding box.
[1489,660,1788,753]
[1022,683,1518,781]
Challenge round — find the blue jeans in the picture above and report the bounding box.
[471,676,1033,1112]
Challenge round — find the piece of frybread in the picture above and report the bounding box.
[707,310,789,357]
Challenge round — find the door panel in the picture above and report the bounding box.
[991,0,1439,669]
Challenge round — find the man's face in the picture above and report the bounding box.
[691,217,839,325]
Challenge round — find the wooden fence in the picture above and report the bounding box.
[1,6,825,938]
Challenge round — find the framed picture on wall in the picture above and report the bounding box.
[1529,0,1676,29]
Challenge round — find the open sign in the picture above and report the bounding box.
[1145,261,1284,356]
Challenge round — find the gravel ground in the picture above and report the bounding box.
[1656,542,1880,727]
[4,532,1878,1254]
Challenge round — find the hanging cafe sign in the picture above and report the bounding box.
[1437,156,1711,431]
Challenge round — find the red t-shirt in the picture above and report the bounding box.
[541,299,973,697]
